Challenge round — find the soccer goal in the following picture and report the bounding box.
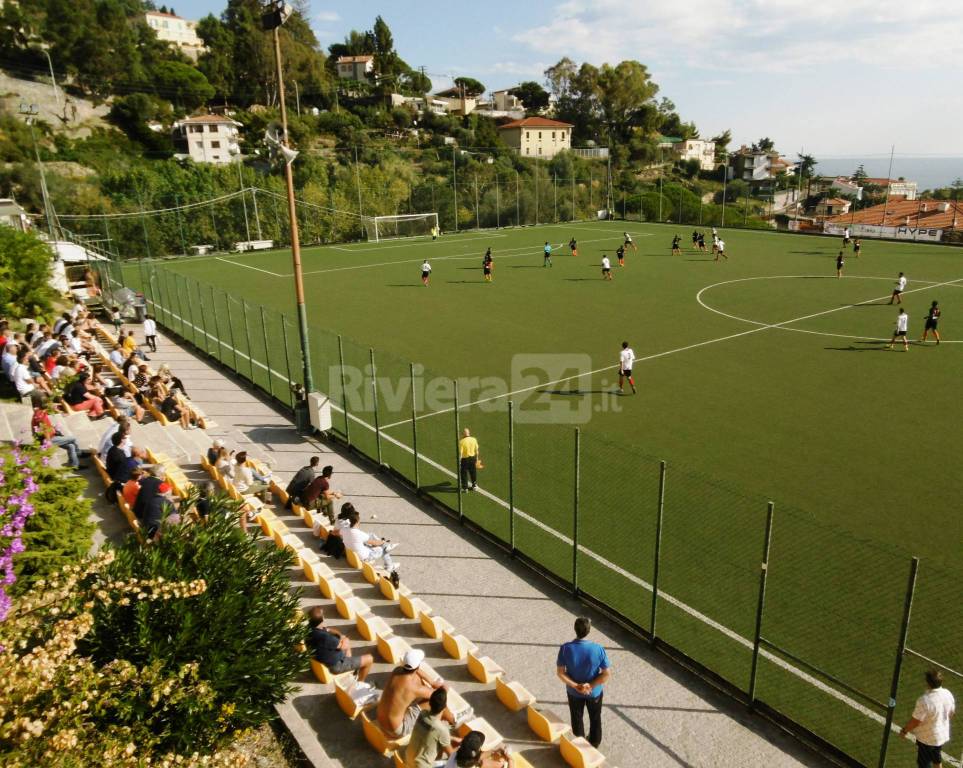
[363,213,439,242]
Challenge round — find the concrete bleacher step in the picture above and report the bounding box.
[130,421,191,463]
[61,412,107,452]
[0,402,32,442]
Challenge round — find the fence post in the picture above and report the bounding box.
[369,348,383,466]
[176,275,191,344]
[226,296,238,372]
[650,460,667,644]
[572,427,580,594]
[280,316,293,405]
[242,299,255,383]
[209,285,222,362]
[410,362,420,490]
[192,281,206,352]
[338,335,351,446]
[260,307,274,399]
[877,557,920,768]
[748,501,776,709]
[508,400,515,553]
[454,380,462,522]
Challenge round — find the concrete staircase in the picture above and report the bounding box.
[0,402,32,443]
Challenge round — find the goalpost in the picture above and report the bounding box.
[363,213,439,243]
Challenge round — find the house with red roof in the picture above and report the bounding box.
[497,117,573,159]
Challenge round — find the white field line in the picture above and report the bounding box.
[696,275,963,343]
[379,275,963,431]
[330,231,507,251]
[128,278,957,761]
[206,234,635,279]
[214,256,288,277]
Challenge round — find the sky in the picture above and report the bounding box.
[188,0,963,159]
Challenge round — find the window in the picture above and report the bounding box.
[526,132,529,140]
[552,131,556,140]
[208,125,218,133]
[525,147,530,155]
[539,131,542,139]
[210,141,220,149]
[212,156,220,161]
[189,125,203,134]
[194,142,203,149]
[537,146,542,155]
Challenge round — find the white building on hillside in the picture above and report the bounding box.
[172,115,241,165]
[497,117,572,159]
[672,139,716,171]
[145,11,205,60]
[0,198,29,232]
[336,55,374,81]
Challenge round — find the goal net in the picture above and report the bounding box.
[363,213,439,242]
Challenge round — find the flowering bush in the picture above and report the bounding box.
[0,552,247,767]
[3,442,96,599]
[85,508,307,754]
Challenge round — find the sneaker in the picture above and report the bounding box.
[470,484,477,491]
[353,680,374,692]
[389,569,401,589]
[383,542,400,553]
[76,463,89,471]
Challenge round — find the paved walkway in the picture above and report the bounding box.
[107,326,833,768]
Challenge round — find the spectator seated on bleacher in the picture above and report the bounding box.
[214,446,234,479]
[144,482,178,542]
[234,451,272,499]
[285,456,320,509]
[106,431,140,483]
[122,329,149,361]
[206,439,224,466]
[63,371,106,419]
[98,416,130,460]
[406,688,461,768]
[377,649,450,740]
[340,507,399,577]
[156,363,187,396]
[159,387,196,430]
[133,467,165,522]
[30,393,86,470]
[123,467,144,507]
[448,731,513,768]
[195,482,213,519]
[109,344,124,368]
[302,465,342,524]
[306,606,375,686]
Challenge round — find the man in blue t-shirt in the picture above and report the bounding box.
[556,616,611,747]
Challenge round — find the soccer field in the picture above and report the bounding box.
[120,220,962,765]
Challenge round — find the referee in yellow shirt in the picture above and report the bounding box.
[458,428,480,491]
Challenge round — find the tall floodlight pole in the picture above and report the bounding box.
[721,150,728,227]
[19,103,57,240]
[264,2,313,397]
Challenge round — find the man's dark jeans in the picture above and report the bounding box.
[459,457,477,489]
[568,691,603,747]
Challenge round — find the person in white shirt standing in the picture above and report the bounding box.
[714,238,727,261]
[888,308,910,351]
[890,272,907,304]
[900,670,955,768]
[421,260,432,287]
[601,255,612,281]
[618,341,636,395]
[340,507,399,575]
[143,314,157,353]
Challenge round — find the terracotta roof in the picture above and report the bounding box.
[497,117,573,130]
[337,55,374,64]
[821,198,850,205]
[824,198,962,229]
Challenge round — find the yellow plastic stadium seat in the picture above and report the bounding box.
[310,658,350,686]
[335,593,369,621]
[272,521,291,549]
[456,717,503,751]
[300,549,322,582]
[345,548,362,569]
[200,455,212,472]
[399,594,430,619]
[527,706,571,743]
[495,677,536,712]
[379,574,404,601]
[441,630,478,661]
[467,651,505,684]
[282,533,304,556]
[318,575,352,600]
[93,456,111,488]
[334,676,375,720]
[356,611,392,642]
[559,734,605,768]
[362,711,411,756]
[361,560,379,585]
[376,631,411,665]
[419,613,454,640]
[297,504,314,527]
[256,510,277,538]
[304,556,334,585]
[510,754,536,768]
[274,486,289,506]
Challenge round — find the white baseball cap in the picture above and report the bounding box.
[403,649,425,670]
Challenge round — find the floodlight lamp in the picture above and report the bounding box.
[261,1,293,30]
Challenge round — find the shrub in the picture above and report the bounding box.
[0,227,57,317]
[85,506,306,753]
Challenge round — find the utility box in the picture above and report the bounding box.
[307,392,333,433]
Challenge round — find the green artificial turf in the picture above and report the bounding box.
[117,220,962,766]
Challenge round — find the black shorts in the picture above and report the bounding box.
[621,368,632,377]
[925,319,938,330]
[893,289,903,295]
[896,331,907,337]
[916,742,943,768]
[422,271,430,278]
[483,267,491,274]
[602,267,611,274]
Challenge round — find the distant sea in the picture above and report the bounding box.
[814,157,963,192]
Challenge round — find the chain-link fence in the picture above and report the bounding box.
[96,257,962,768]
